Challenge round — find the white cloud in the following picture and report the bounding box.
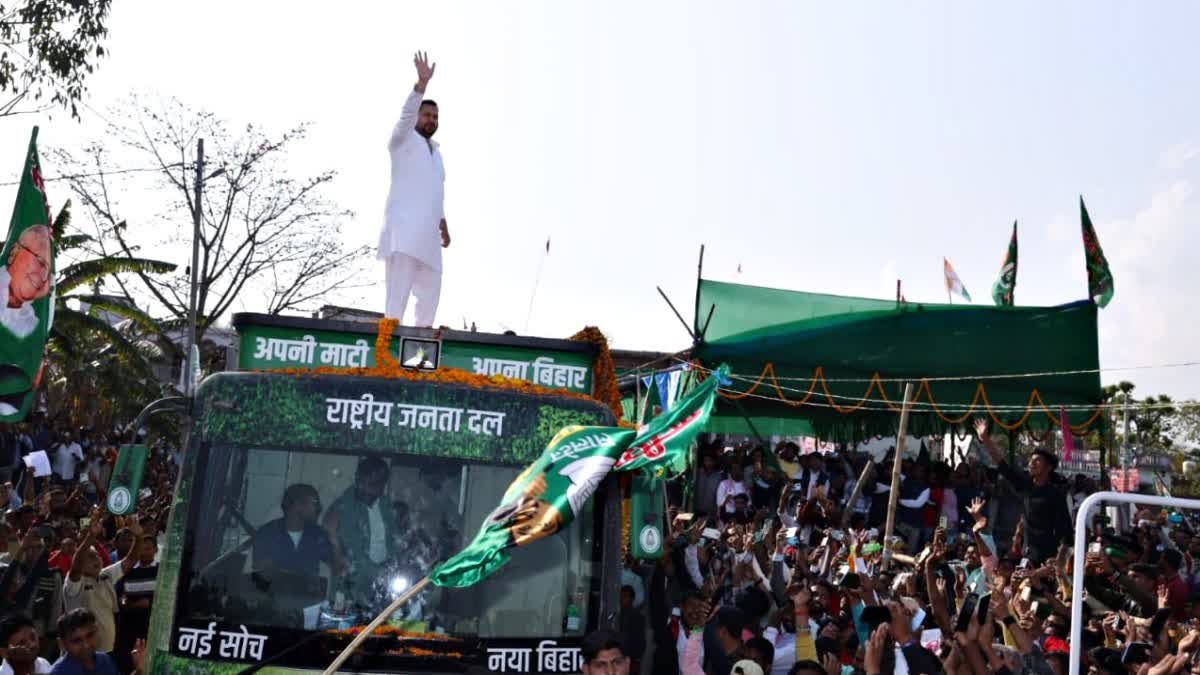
[1096,180,1200,397]
[1161,142,1200,171]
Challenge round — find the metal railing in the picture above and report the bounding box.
[1070,491,1200,675]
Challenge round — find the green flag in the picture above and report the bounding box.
[1080,197,1114,308]
[430,364,727,588]
[611,366,721,477]
[107,444,149,515]
[629,474,664,559]
[991,221,1018,306]
[0,128,55,421]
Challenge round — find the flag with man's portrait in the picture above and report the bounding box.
[429,365,727,589]
[0,127,55,421]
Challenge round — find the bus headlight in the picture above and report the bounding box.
[390,575,410,595]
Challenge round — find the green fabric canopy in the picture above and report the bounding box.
[691,279,1103,442]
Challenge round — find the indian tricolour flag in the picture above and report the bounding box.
[943,258,971,302]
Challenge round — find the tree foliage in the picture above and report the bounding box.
[51,95,370,351]
[0,0,112,117]
[1101,381,1177,455]
[45,201,177,428]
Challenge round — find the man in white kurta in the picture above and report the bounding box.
[379,51,450,327]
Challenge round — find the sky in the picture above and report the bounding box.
[3,1,1200,398]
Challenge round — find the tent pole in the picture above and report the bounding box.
[882,383,915,570]
[699,303,716,341]
[729,397,768,448]
[637,378,652,428]
[658,286,697,342]
[634,371,642,426]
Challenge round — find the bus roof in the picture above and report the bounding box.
[231,312,599,396]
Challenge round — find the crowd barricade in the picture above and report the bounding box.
[1070,491,1200,675]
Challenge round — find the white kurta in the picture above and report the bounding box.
[379,89,445,271]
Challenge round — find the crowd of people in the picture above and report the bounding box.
[603,420,1200,675]
[7,409,1200,675]
[0,419,178,674]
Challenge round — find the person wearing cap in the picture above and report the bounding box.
[975,419,1071,566]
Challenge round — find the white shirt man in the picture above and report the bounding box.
[0,656,52,674]
[366,500,388,565]
[62,559,125,652]
[379,51,449,327]
[52,439,83,482]
[716,477,749,516]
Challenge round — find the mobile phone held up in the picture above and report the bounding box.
[955,594,980,634]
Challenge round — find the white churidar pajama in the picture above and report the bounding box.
[384,253,441,327]
[379,87,445,326]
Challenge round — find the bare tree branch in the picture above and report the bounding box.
[52,94,370,342]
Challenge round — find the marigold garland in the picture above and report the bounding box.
[692,360,1106,433]
[259,320,619,411]
[330,625,458,641]
[375,317,401,370]
[569,326,624,423]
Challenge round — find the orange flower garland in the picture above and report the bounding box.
[330,625,457,641]
[375,317,401,370]
[260,320,623,412]
[569,326,624,423]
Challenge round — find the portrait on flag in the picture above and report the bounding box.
[0,129,56,420]
[431,365,725,589]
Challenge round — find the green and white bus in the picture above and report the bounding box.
[143,314,624,674]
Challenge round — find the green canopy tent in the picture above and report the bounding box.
[690,279,1104,442]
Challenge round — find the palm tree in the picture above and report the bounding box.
[42,201,176,428]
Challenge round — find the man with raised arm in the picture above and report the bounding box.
[973,418,1071,566]
[379,51,450,327]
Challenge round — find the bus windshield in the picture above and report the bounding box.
[176,443,598,662]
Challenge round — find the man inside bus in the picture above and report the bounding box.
[253,484,341,578]
[323,458,398,608]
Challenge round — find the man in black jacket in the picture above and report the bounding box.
[975,419,1072,566]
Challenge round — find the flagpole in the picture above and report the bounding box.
[320,575,432,675]
[882,383,915,571]
[841,459,876,529]
[523,239,549,335]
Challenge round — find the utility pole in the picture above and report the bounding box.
[184,139,204,400]
[1120,393,1131,531]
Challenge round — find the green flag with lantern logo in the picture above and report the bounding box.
[430,364,726,588]
[0,128,55,421]
[107,444,149,515]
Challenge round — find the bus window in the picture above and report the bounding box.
[180,445,597,647]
